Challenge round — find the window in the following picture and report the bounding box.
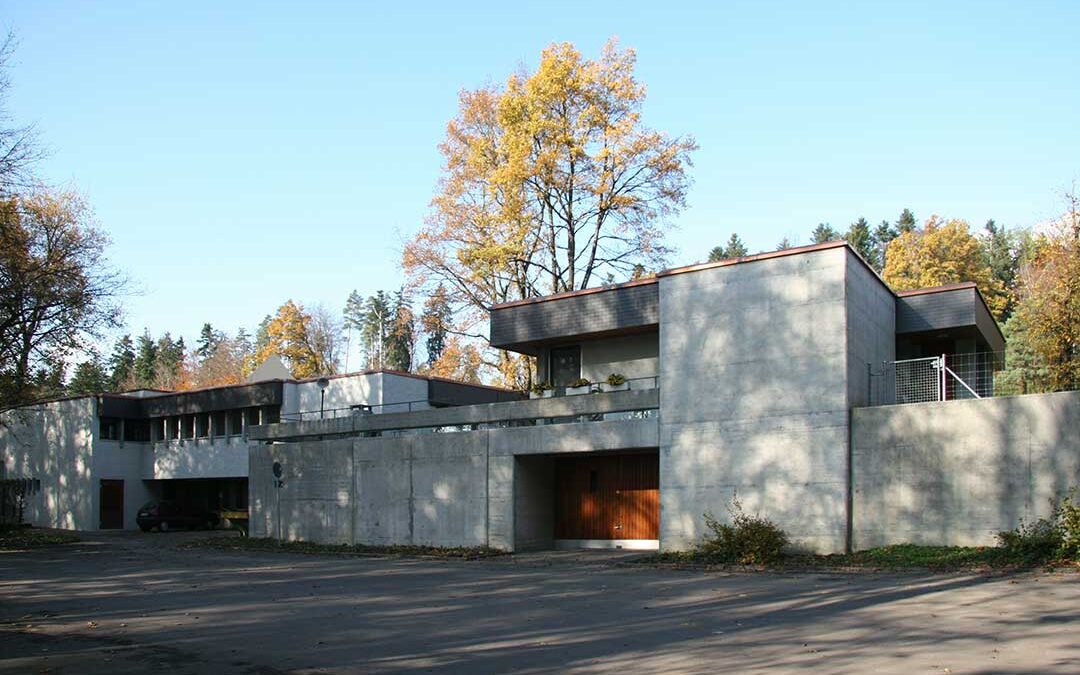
[124,419,150,442]
[152,418,166,442]
[195,414,210,438]
[263,405,280,424]
[99,417,120,441]
[212,411,226,437]
[228,409,243,435]
[181,414,195,439]
[245,407,261,427]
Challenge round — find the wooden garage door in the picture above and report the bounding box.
[554,453,659,540]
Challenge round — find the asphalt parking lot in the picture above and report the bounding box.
[1,532,1078,674]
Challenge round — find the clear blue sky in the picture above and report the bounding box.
[3,1,1078,354]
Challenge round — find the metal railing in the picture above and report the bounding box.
[281,399,432,423]
[868,349,1080,406]
[532,375,659,398]
[280,375,661,422]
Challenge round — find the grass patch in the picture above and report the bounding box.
[178,536,507,560]
[0,526,80,550]
[637,543,1078,571]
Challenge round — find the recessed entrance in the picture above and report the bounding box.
[553,451,659,550]
[99,479,124,529]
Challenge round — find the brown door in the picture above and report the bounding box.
[555,453,659,540]
[99,479,124,529]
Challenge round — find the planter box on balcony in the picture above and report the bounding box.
[600,382,629,393]
[529,390,554,399]
[565,384,595,396]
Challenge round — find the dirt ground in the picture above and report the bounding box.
[1,531,1078,674]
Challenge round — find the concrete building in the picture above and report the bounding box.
[0,370,516,531]
[250,241,1035,554]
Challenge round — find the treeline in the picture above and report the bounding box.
[711,201,1080,392]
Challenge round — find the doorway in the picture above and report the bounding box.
[99,479,124,529]
[549,345,581,389]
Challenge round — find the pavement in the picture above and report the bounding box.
[1,531,1078,674]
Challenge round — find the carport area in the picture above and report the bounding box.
[0,534,1077,674]
[142,477,247,517]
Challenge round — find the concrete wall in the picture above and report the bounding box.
[659,247,854,553]
[852,391,1080,548]
[580,332,659,384]
[0,397,96,530]
[844,250,896,409]
[249,416,659,550]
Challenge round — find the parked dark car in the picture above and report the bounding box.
[136,501,219,532]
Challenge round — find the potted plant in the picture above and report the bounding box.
[529,381,554,399]
[601,373,629,393]
[565,377,594,396]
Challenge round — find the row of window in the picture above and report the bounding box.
[99,405,281,442]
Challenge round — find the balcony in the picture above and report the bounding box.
[249,387,660,443]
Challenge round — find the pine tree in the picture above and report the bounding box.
[896,208,917,233]
[776,237,794,251]
[708,234,748,262]
[384,290,414,372]
[133,332,158,388]
[361,291,391,369]
[108,334,136,390]
[872,220,898,273]
[196,323,223,363]
[982,219,1020,320]
[811,223,839,244]
[845,217,877,268]
[421,284,452,366]
[69,352,109,396]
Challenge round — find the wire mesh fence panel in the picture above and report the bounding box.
[869,351,1010,406]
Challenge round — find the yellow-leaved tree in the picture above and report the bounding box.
[253,300,335,379]
[882,216,1008,319]
[404,38,696,388]
[1005,199,1080,391]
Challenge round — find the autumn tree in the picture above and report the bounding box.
[0,191,125,408]
[708,233,748,262]
[872,220,898,272]
[1005,200,1080,390]
[882,216,1007,319]
[253,300,329,379]
[189,334,248,389]
[404,38,695,386]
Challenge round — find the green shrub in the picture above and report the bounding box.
[698,495,789,565]
[530,381,552,395]
[997,487,1080,564]
[569,377,591,388]
[605,373,626,386]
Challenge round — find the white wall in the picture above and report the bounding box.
[147,436,249,479]
[94,440,153,529]
[283,372,430,419]
[0,397,96,530]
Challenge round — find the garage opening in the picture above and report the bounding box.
[514,450,659,551]
[145,477,248,516]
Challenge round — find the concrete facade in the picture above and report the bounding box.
[1,370,508,532]
[658,246,877,553]
[852,390,1080,548]
[251,241,1025,554]
[249,391,661,549]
